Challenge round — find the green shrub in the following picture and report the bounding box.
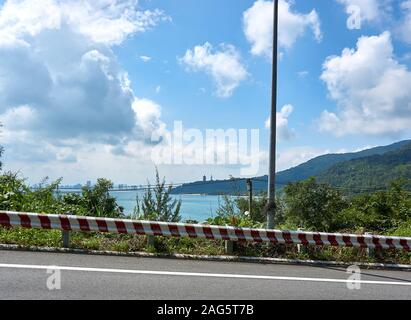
[0,172,124,218]
[0,172,28,211]
[80,178,124,218]
[134,169,181,222]
[338,180,411,233]
[283,178,348,232]
[0,227,61,247]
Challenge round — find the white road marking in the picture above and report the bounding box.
[0,263,410,287]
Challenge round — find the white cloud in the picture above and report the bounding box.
[337,0,411,46]
[277,146,329,172]
[243,0,322,58]
[319,32,411,136]
[265,104,296,141]
[0,0,169,45]
[0,0,168,170]
[140,55,152,62]
[132,98,165,139]
[398,0,411,44]
[337,0,411,45]
[0,105,38,131]
[336,0,392,24]
[179,42,248,98]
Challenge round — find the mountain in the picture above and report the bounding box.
[276,140,411,184]
[170,178,268,196]
[170,139,411,195]
[317,142,411,193]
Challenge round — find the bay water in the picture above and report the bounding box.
[58,190,224,222]
[112,191,222,222]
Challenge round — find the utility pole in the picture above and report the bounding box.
[267,0,278,229]
[246,178,253,219]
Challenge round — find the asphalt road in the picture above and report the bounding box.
[0,250,410,300]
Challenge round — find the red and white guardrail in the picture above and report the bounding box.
[0,211,410,251]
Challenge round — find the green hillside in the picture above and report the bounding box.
[317,142,411,193]
[276,139,411,184]
[170,178,268,196]
[171,139,411,195]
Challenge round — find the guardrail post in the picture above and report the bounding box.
[297,228,307,255]
[1,211,409,255]
[365,232,376,259]
[225,240,234,255]
[62,230,70,248]
[147,235,155,248]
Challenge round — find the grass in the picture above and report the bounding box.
[0,226,410,264]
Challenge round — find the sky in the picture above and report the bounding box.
[1,0,411,185]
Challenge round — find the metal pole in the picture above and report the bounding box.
[364,232,376,259]
[267,0,279,229]
[247,178,253,219]
[225,240,234,255]
[147,235,155,248]
[62,230,70,248]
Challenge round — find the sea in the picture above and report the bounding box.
[112,191,223,222]
[59,190,223,222]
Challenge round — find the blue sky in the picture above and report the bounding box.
[1,0,411,185]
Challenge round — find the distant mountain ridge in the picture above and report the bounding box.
[276,140,411,184]
[170,139,411,195]
[317,141,411,193]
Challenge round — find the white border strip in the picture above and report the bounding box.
[1,244,410,270]
[0,263,411,286]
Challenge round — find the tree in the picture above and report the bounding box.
[216,195,237,218]
[134,169,181,222]
[206,193,277,228]
[0,146,3,172]
[283,177,347,232]
[235,193,285,224]
[0,172,28,211]
[207,195,255,227]
[80,178,124,218]
[25,177,63,213]
[339,179,411,232]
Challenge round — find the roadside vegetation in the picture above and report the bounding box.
[0,149,410,264]
[133,170,182,222]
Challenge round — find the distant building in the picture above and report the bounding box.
[86,180,91,189]
[203,175,206,182]
[210,175,213,181]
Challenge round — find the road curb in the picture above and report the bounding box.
[0,243,410,271]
